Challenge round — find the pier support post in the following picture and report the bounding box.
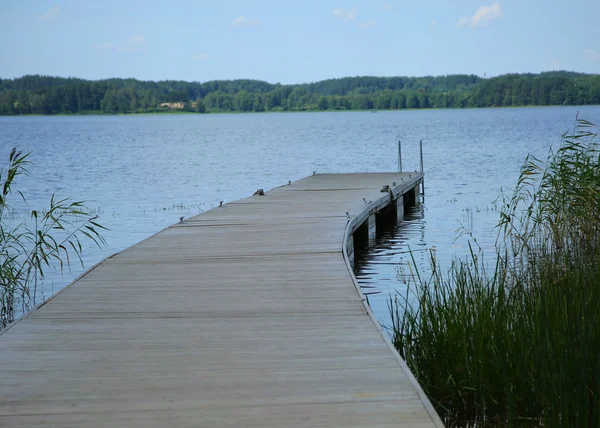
[420,140,425,196]
[398,140,402,173]
[412,184,421,205]
[346,234,355,267]
[396,197,404,221]
[368,214,376,240]
[403,183,421,208]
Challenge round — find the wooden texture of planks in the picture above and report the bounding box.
[0,172,443,428]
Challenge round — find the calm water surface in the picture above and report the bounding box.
[1,107,599,323]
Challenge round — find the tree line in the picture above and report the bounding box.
[0,72,599,115]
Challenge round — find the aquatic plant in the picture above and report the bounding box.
[390,117,600,427]
[0,148,106,326]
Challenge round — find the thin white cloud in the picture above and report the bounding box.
[194,53,212,61]
[41,5,61,21]
[232,16,260,26]
[94,35,145,53]
[357,18,376,29]
[332,8,357,22]
[116,34,145,52]
[428,19,437,28]
[457,2,503,29]
[456,17,469,28]
[383,2,392,11]
[584,49,600,61]
[472,2,503,27]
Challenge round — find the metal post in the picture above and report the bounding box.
[398,140,402,173]
[419,139,425,196]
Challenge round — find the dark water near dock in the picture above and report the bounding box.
[2,106,600,323]
[354,202,428,328]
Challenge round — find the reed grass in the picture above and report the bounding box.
[390,117,600,427]
[1,148,106,326]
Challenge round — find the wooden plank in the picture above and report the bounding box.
[0,172,443,427]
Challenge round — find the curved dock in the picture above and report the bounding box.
[0,173,443,427]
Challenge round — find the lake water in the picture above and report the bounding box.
[2,107,599,324]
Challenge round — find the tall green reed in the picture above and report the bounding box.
[390,117,600,427]
[1,148,106,327]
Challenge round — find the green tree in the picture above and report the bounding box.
[406,93,419,109]
[252,95,264,112]
[416,91,430,108]
[264,93,274,111]
[375,91,392,109]
[233,90,253,111]
[317,96,329,110]
[397,93,407,109]
[195,97,206,113]
[101,90,117,113]
[287,88,306,111]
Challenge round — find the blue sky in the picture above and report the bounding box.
[1,0,599,83]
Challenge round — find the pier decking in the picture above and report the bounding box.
[0,173,443,427]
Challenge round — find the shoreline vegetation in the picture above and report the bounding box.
[0,149,106,327]
[390,117,600,427]
[1,71,600,116]
[0,104,588,118]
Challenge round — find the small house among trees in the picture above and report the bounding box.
[159,102,184,109]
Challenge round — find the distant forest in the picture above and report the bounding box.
[1,72,599,115]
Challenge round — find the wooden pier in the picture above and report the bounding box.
[0,172,443,427]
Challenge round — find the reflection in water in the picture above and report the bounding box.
[354,195,502,332]
[354,190,503,331]
[354,202,430,330]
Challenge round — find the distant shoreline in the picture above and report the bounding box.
[1,104,597,118]
[2,72,599,116]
